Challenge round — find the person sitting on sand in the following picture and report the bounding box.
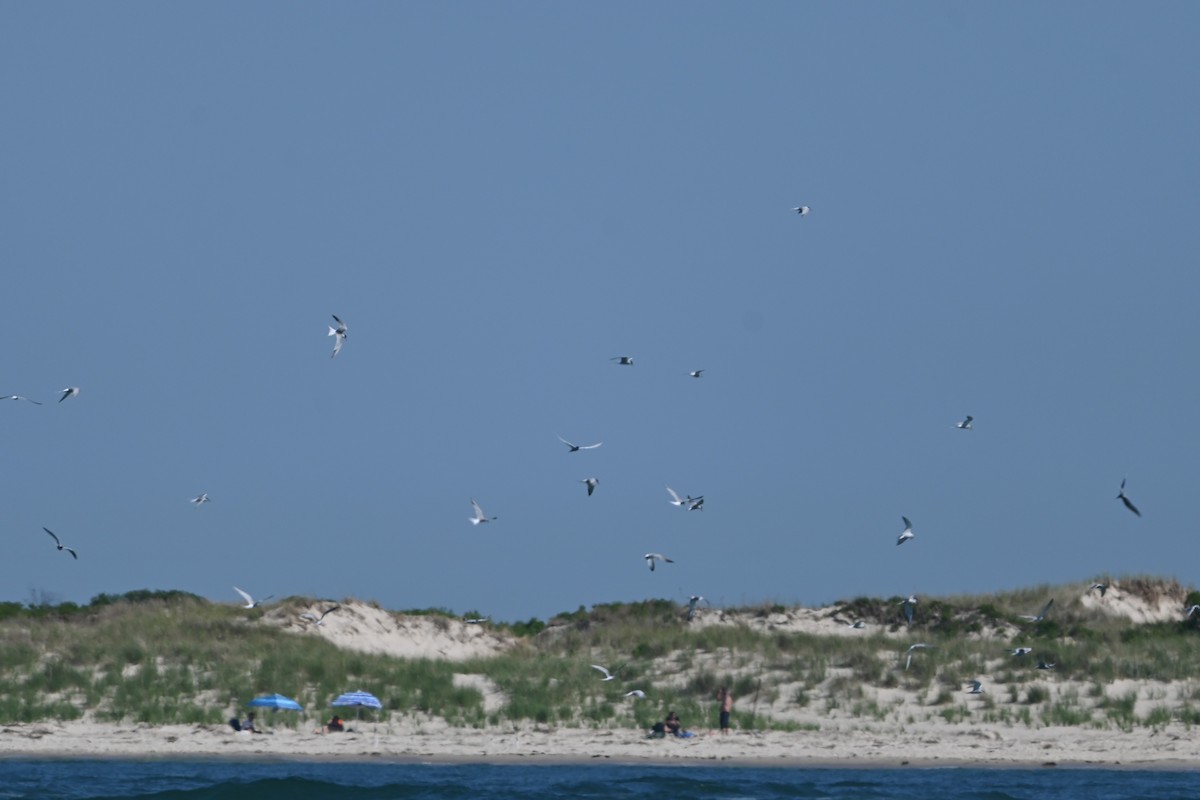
[314,714,345,733]
[664,711,696,738]
[243,712,264,734]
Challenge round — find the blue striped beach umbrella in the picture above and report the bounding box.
[247,693,303,711]
[332,689,382,720]
[331,690,382,709]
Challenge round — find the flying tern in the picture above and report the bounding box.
[624,690,646,699]
[956,415,973,430]
[234,586,274,609]
[644,553,674,572]
[580,477,599,496]
[300,606,340,626]
[666,487,701,508]
[896,517,914,546]
[688,370,705,378]
[847,620,866,629]
[1186,605,1200,619]
[191,493,210,506]
[966,680,984,694]
[1116,477,1141,517]
[42,527,77,559]
[1018,598,1054,622]
[611,356,634,365]
[904,643,933,671]
[1036,659,1057,670]
[1011,647,1033,657]
[1,395,42,405]
[1088,582,1108,598]
[469,499,496,525]
[557,435,602,452]
[590,665,617,682]
[59,387,80,403]
[328,315,347,358]
[792,206,811,216]
[686,595,709,621]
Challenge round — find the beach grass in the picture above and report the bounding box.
[2,579,1199,731]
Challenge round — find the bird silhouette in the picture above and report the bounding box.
[1116,477,1141,517]
[42,528,77,559]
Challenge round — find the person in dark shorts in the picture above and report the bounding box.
[716,687,732,733]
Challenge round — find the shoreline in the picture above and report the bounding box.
[0,753,1197,772]
[2,721,1199,771]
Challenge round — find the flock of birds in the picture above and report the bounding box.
[898,583,1108,690]
[12,208,1175,712]
[15,307,718,643]
[850,410,1155,696]
[465,347,707,582]
[572,394,1152,703]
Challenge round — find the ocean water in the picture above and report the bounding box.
[0,760,1195,800]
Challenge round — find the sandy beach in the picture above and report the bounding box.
[2,716,1199,768]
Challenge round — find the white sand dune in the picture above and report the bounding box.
[264,601,517,661]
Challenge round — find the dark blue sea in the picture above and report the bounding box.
[0,760,1195,800]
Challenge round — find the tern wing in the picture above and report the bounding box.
[233,586,254,606]
[65,547,77,560]
[43,527,61,546]
[1121,496,1141,517]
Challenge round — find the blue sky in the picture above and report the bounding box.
[3,3,1198,621]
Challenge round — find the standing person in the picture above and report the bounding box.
[717,687,733,734]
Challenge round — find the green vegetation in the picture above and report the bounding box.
[2,579,1200,731]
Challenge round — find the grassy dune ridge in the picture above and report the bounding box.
[2,578,1200,732]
